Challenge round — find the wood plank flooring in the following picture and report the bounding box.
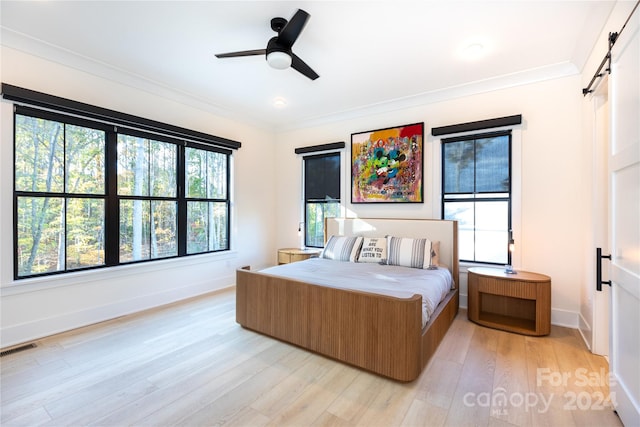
[0,288,622,426]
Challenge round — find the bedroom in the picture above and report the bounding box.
[1,1,638,426]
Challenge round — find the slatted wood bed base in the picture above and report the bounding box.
[236,268,458,381]
[235,218,459,382]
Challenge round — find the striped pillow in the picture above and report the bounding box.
[322,235,363,262]
[386,236,432,269]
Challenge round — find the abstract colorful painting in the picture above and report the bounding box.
[351,122,424,203]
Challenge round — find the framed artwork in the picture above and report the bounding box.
[351,122,424,203]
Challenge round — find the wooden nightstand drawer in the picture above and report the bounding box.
[278,251,291,264]
[477,278,537,299]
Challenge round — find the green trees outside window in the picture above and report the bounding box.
[185,147,229,253]
[303,152,341,248]
[15,115,106,276]
[305,201,340,247]
[14,107,230,279]
[117,134,178,261]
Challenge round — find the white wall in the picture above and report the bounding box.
[0,47,278,348]
[275,75,586,327]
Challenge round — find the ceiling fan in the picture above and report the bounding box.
[215,9,319,80]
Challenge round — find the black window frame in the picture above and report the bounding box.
[441,130,512,264]
[13,105,232,280]
[183,145,231,255]
[303,152,341,248]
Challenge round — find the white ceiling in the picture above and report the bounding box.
[1,1,616,131]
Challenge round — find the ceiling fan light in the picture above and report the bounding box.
[267,51,292,69]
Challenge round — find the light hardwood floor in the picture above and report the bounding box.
[1,288,622,427]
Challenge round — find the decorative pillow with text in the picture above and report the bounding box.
[357,237,387,263]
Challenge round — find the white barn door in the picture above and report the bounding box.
[608,7,640,426]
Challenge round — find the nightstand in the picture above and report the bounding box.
[277,248,321,265]
[467,267,551,336]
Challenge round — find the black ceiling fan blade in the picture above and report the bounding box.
[215,49,266,58]
[291,53,319,80]
[277,9,309,49]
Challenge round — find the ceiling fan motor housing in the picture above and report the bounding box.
[270,17,287,33]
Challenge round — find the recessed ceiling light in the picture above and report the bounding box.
[465,43,484,56]
[456,38,491,61]
[273,97,287,108]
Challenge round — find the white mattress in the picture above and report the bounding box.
[259,258,453,327]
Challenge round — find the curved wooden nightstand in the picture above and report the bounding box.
[467,267,551,336]
[277,248,321,265]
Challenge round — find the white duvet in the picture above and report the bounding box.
[259,258,454,327]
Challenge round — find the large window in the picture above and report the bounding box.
[441,131,511,264]
[14,106,231,279]
[185,147,229,254]
[304,153,341,247]
[117,132,178,261]
[15,111,107,277]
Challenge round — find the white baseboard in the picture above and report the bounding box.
[0,274,234,349]
[4,285,584,349]
[459,293,468,309]
[577,312,592,351]
[550,308,579,328]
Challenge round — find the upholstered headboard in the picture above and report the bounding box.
[325,217,459,288]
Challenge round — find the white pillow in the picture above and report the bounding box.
[322,235,363,262]
[357,237,387,263]
[386,236,435,269]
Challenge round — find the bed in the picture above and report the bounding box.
[235,217,459,382]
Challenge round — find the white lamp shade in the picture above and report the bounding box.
[267,51,292,69]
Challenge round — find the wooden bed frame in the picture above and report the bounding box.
[235,218,459,382]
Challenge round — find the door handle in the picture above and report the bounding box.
[596,247,612,291]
